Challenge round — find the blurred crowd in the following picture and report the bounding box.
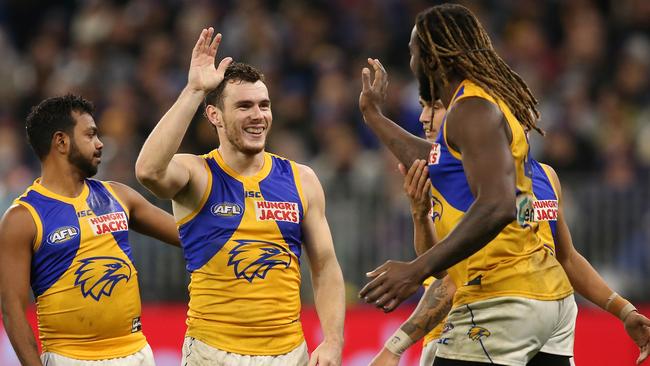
[0,0,648,300]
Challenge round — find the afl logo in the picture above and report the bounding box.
[211,202,243,217]
[48,226,79,244]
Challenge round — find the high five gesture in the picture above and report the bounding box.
[188,27,232,94]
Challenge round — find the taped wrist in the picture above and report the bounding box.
[384,329,415,356]
[605,292,637,321]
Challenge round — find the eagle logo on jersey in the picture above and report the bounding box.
[468,326,491,341]
[74,256,132,301]
[228,240,292,283]
[431,196,443,222]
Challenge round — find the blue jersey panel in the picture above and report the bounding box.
[21,191,81,297]
[429,120,475,212]
[531,160,558,238]
[258,156,303,261]
[179,158,245,272]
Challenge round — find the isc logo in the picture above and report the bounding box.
[48,226,79,244]
[76,210,94,218]
[245,191,262,198]
[211,202,243,217]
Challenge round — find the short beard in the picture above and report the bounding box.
[68,140,98,177]
[222,115,266,156]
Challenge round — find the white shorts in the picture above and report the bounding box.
[181,337,309,366]
[419,341,437,366]
[41,344,155,366]
[435,295,577,366]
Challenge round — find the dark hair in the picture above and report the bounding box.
[25,94,95,160]
[415,4,542,134]
[204,62,265,110]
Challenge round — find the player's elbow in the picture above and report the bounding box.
[135,160,162,188]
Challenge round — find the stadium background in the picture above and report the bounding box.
[0,0,648,364]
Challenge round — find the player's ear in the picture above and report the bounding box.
[205,104,223,128]
[52,131,69,154]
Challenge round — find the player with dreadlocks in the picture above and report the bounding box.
[359,4,583,365]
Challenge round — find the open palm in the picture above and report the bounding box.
[188,27,232,93]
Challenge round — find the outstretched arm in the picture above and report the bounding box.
[547,166,650,364]
[359,58,432,167]
[369,276,455,366]
[136,27,232,199]
[300,164,345,366]
[360,98,516,311]
[0,205,42,366]
[108,182,180,247]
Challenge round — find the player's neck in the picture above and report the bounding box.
[441,76,463,109]
[217,145,266,177]
[40,159,87,198]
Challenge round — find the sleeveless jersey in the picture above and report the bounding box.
[422,159,572,346]
[178,150,307,355]
[14,179,145,360]
[427,80,573,307]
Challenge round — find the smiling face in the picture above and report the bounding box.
[67,111,103,177]
[215,80,272,155]
[419,98,446,141]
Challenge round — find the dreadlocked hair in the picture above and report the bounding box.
[415,4,543,135]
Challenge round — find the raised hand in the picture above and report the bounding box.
[188,27,233,94]
[359,260,423,312]
[359,58,389,116]
[399,160,432,218]
[623,311,650,364]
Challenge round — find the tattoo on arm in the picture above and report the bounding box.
[400,280,453,341]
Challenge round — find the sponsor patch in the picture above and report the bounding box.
[212,202,243,217]
[533,199,558,222]
[516,193,534,226]
[429,143,441,165]
[88,212,128,236]
[255,201,299,223]
[132,316,142,332]
[48,226,79,244]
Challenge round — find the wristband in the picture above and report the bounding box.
[384,329,415,356]
[619,303,638,321]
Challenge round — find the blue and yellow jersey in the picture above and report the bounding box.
[422,159,571,346]
[427,80,572,307]
[14,179,145,360]
[532,161,561,257]
[178,150,307,355]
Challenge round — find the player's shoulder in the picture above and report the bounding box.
[0,203,36,237]
[448,96,503,124]
[294,163,319,185]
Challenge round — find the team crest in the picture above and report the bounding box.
[468,326,491,341]
[228,240,292,283]
[74,256,132,301]
[431,196,443,222]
